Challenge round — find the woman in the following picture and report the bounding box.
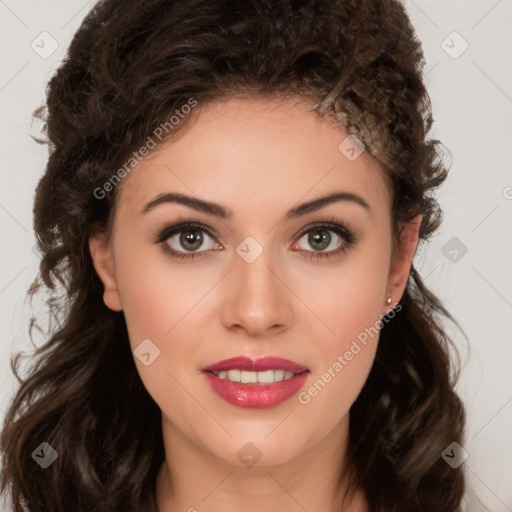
[0,0,469,510]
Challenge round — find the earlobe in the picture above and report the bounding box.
[89,234,123,312]
[385,214,422,310]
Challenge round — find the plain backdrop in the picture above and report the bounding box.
[1,1,511,511]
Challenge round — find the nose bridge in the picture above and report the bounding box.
[223,235,291,334]
[237,244,277,295]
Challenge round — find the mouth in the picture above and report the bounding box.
[206,368,302,384]
[201,356,310,409]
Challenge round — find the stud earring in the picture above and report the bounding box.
[386,297,392,305]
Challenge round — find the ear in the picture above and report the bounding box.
[89,234,123,312]
[384,214,422,313]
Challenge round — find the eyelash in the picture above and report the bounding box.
[154,216,359,262]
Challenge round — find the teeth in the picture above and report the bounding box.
[241,370,258,383]
[274,369,285,382]
[227,369,240,382]
[256,370,275,384]
[215,369,298,384]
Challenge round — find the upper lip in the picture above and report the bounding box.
[201,356,309,374]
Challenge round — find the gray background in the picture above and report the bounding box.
[1,1,511,510]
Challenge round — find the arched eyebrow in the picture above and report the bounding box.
[141,191,372,219]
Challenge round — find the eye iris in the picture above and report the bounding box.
[180,229,203,250]
[309,229,330,251]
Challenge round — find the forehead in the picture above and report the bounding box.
[116,96,391,220]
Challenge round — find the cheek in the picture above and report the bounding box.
[114,241,201,345]
[294,243,390,417]
[304,243,390,355]
[113,242,220,386]
[114,226,390,404]
[113,247,204,413]
[116,229,391,366]
[118,272,174,347]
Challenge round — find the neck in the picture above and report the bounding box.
[155,413,368,512]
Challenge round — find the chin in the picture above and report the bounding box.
[211,431,310,469]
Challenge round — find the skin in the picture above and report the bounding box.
[89,96,421,512]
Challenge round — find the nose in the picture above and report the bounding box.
[220,246,292,337]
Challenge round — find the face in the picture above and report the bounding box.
[90,97,420,469]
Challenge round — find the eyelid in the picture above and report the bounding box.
[154,219,219,245]
[154,214,359,257]
[293,217,357,244]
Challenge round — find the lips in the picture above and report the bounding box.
[202,356,308,373]
[201,356,310,409]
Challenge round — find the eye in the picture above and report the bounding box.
[291,220,356,261]
[154,216,358,262]
[155,222,222,260]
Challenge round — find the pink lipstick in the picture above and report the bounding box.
[201,356,309,409]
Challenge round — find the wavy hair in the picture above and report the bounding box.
[1,0,469,511]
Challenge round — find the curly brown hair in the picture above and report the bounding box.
[1,0,468,511]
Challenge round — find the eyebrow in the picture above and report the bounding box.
[141,191,371,220]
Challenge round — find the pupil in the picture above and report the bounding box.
[181,230,203,250]
[309,230,330,250]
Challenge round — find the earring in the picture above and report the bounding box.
[386,297,392,305]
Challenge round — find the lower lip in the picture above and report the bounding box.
[203,372,309,409]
